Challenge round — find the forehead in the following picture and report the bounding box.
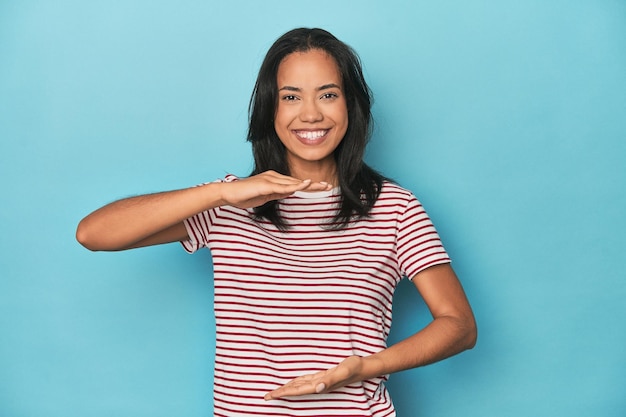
[277,49,342,86]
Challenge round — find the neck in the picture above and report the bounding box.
[288,159,338,185]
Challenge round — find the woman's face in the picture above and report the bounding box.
[274,49,348,177]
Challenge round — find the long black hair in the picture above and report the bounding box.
[247,28,386,230]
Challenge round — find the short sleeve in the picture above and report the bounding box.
[396,194,451,279]
[180,174,239,254]
[181,211,214,253]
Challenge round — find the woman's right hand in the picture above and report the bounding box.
[218,171,332,209]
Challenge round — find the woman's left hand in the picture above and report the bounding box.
[264,355,365,400]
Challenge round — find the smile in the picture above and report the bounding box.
[293,129,329,143]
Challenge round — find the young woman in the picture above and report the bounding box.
[77,28,476,417]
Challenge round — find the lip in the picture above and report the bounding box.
[293,129,330,145]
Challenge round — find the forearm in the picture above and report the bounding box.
[265,264,477,399]
[76,182,223,251]
[76,172,329,252]
[362,314,477,380]
[264,314,476,400]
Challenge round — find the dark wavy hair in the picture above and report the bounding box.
[247,28,386,230]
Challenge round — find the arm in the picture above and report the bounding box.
[265,263,477,399]
[76,184,219,251]
[370,263,477,371]
[76,171,332,251]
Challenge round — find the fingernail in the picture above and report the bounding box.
[315,383,326,393]
[319,181,328,186]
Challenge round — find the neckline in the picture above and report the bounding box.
[292,187,339,199]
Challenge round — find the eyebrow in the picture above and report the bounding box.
[278,83,342,92]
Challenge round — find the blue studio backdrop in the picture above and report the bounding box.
[1,1,625,416]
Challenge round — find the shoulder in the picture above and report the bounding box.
[367,181,422,219]
[196,174,239,187]
[379,180,417,202]
[374,181,430,219]
[223,174,239,183]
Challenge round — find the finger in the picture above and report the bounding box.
[266,179,313,195]
[264,383,315,400]
[264,374,324,400]
[282,181,334,196]
[299,181,333,192]
[260,171,332,189]
[268,177,310,186]
[254,171,334,194]
[265,379,328,400]
[249,179,310,198]
[261,171,308,183]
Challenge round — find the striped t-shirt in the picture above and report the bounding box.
[181,175,450,416]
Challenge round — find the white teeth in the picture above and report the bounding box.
[296,130,327,140]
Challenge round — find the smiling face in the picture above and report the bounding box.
[274,49,348,182]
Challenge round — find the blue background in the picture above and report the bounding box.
[1,1,625,416]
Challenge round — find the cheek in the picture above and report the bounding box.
[335,99,349,126]
[336,107,349,133]
[274,106,292,131]
[273,108,292,144]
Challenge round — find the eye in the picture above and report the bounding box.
[321,92,339,100]
[281,94,298,101]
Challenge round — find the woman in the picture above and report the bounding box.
[77,28,476,417]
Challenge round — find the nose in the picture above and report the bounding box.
[299,99,323,122]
